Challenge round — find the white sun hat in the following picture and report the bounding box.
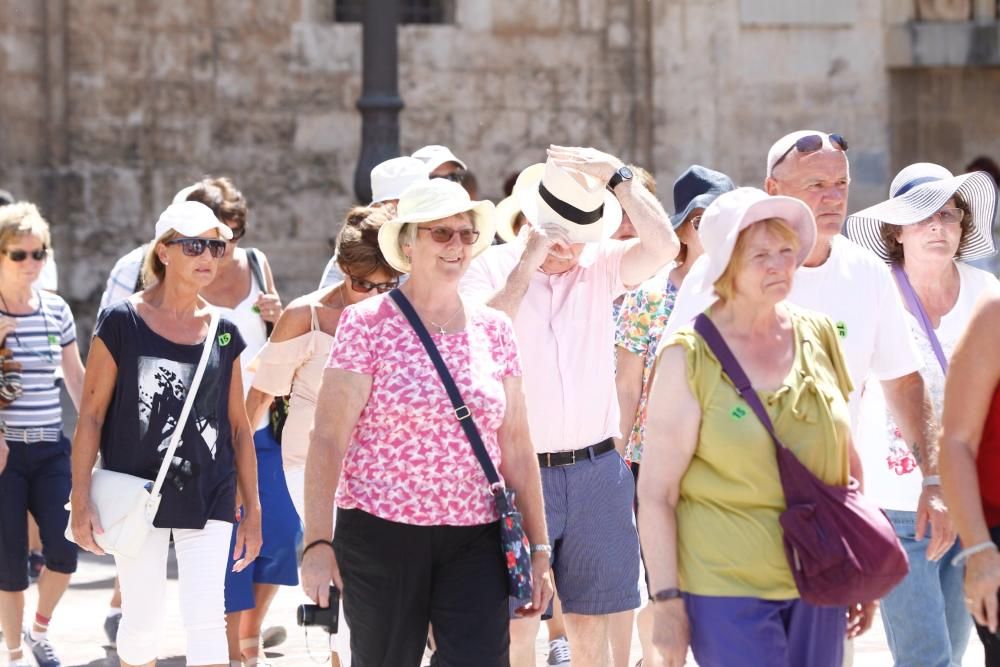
[370,156,429,204]
[515,157,622,244]
[494,163,544,243]
[154,201,233,242]
[663,187,816,337]
[411,145,467,173]
[845,162,998,263]
[377,179,495,273]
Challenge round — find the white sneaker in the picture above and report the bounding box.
[547,635,571,667]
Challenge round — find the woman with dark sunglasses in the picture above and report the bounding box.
[0,202,85,667]
[181,178,301,667]
[71,201,262,667]
[244,205,400,666]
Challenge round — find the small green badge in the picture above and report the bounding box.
[48,334,59,345]
[731,406,748,420]
[218,332,232,347]
[836,321,848,338]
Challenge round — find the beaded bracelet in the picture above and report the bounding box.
[952,540,998,566]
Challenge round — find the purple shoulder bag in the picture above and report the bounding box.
[694,313,909,607]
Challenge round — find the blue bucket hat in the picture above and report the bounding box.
[670,165,736,229]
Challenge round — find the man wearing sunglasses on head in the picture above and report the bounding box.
[764,130,940,656]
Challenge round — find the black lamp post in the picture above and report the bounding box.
[353,0,404,203]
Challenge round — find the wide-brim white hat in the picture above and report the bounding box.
[516,158,622,244]
[664,187,816,337]
[845,163,998,262]
[377,179,495,273]
[495,164,544,243]
[370,156,429,204]
[154,201,233,242]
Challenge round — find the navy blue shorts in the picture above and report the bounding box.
[513,447,641,615]
[224,427,302,613]
[0,435,78,592]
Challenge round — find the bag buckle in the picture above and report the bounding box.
[455,405,471,421]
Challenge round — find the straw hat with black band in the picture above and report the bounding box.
[514,158,622,244]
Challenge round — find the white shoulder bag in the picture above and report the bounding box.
[66,309,220,559]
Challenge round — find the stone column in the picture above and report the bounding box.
[353,0,404,204]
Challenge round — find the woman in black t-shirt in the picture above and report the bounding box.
[70,201,262,667]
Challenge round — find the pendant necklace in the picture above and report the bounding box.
[427,303,464,334]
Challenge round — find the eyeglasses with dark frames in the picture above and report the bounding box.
[771,133,848,173]
[348,275,399,294]
[2,247,48,262]
[165,237,228,258]
[416,226,480,245]
[437,169,467,184]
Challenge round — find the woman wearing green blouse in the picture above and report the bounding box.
[638,188,873,667]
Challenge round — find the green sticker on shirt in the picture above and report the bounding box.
[48,334,59,345]
[836,321,847,338]
[218,332,231,347]
[731,406,747,420]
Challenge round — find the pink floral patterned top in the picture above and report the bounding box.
[327,294,522,526]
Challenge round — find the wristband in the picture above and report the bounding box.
[952,540,998,566]
[921,475,941,488]
[651,587,682,603]
[302,539,335,558]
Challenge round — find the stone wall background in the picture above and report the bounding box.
[0,0,996,342]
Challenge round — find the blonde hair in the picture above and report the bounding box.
[140,231,179,288]
[714,218,800,303]
[0,202,52,253]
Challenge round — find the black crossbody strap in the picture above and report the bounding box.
[388,289,502,488]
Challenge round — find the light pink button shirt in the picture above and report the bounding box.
[461,240,629,453]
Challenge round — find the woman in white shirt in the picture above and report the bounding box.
[846,161,1000,667]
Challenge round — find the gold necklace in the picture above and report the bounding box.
[426,302,464,334]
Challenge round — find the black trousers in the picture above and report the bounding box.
[334,508,509,667]
[978,525,1000,666]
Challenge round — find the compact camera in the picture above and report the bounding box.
[297,586,340,634]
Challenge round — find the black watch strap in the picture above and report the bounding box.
[607,166,633,192]
[651,587,682,603]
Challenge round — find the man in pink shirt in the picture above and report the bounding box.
[462,145,679,667]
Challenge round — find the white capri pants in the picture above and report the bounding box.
[114,520,231,666]
[285,465,351,664]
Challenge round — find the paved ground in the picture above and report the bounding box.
[7,550,986,666]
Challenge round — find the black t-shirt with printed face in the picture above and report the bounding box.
[94,301,247,529]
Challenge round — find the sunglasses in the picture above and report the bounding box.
[689,214,703,231]
[417,226,480,245]
[437,170,467,184]
[771,133,848,172]
[348,275,399,294]
[920,207,964,226]
[2,247,47,262]
[166,237,227,258]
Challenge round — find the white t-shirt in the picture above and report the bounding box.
[858,262,999,510]
[787,235,923,430]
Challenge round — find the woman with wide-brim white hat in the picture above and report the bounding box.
[845,162,999,667]
[641,188,863,666]
[301,178,553,665]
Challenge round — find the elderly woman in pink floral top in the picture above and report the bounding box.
[301,179,552,666]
